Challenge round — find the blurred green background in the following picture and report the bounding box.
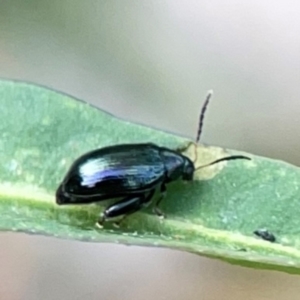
[1,1,300,299]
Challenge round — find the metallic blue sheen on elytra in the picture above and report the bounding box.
[56,143,194,209]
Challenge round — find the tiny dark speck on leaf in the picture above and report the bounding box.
[254,229,276,243]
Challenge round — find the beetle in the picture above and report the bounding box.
[254,229,276,243]
[56,91,251,227]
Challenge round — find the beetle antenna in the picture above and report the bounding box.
[195,155,251,171]
[196,90,213,144]
[193,90,213,164]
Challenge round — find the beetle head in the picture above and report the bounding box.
[182,157,195,181]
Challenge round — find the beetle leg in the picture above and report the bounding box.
[153,184,167,219]
[97,190,155,227]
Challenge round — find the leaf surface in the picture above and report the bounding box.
[1,79,300,274]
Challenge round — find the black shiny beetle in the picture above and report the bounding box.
[56,92,250,227]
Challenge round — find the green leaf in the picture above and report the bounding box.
[1,79,300,274]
